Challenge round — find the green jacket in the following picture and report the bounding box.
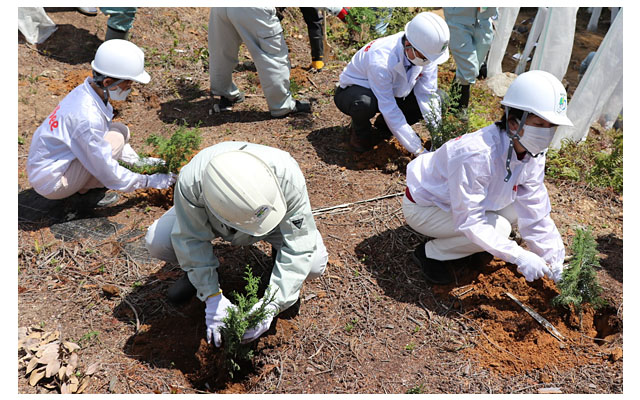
[171,142,320,312]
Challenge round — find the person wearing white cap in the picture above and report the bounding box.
[403,70,573,286]
[26,39,175,207]
[144,142,328,347]
[334,12,450,153]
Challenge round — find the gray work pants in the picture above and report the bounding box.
[208,7,296,117]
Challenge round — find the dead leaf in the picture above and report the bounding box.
[77,378,89,393]
[63,341,81,353]
[65,364,75,379]
[102,284,120,297]
[45,360,61,378]
[68,352,78,369]
[26,357,39,374]
[41,331,60,344]
[69,375,79,393]
[85,362,100,376]
[58,365,67,380]
[29,331,42,339]
[28,366,46,386]
[61,382,71,394]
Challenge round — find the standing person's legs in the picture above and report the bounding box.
[301,7,324,69]
[227,7,296,116]
[209,7,244,100]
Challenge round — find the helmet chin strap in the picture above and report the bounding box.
[503,107,529,182]
[92,72,123,105]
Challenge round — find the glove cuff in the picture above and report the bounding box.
[337,7,349,21]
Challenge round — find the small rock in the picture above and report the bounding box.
[385,324,395,329]
[102,285,120,297]
[609,347,622,362]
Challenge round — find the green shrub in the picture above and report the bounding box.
[546,129,623,194]
[424,83,468,150]
[220,267,277,378]
[552,227,606,328]
[121,124,202,175]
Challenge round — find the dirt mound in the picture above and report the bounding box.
[432,259,622,376]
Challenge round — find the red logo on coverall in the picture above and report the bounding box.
[363,40,377,52]
[48,105,60,131]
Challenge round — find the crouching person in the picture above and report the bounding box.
[403,70,573,285]
[26,39,175,206]
[145,142,328,346]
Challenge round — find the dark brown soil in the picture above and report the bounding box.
[18,7,622,394]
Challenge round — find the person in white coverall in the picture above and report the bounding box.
[208,7,311,117]
[334,12,450,154]
[145,142,328,346]
[443,7,497,114]
[403,70,572,285]
[26,39,176,206]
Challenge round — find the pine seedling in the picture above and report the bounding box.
[552,227,607,329]
[120,124,202,175]
[423,83,469,151]
[220,267,277,378]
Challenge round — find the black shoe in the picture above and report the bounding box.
[291,100,312,114]
[478,63,487,80]
[468,251,493,267]
[349,125,384,153]
[217,92,245,111]
[373,115,393,139]
[412,242,457,285]
[167,273,197,304]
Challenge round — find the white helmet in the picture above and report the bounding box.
[404,12,450,65]
[91,39,150,84]
[501,70,573,126]
[202,150,286,236]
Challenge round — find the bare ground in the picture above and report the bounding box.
[18,7,622,394]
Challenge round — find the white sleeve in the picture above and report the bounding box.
[69,120,147,192]
[413,66,442,127]
[449,154,525,263]
[513,158,566,267]
[367,64,424,155]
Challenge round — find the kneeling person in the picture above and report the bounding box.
[145,142,328,346]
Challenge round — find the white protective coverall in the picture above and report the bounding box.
[145,142,328,313]
[27,78,148,199]
[403,123,565,270]
[444,7,497,85]
[208,7,296,117]
[338,32,442,155]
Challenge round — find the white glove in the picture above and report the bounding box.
[146,173,176,189]
[205,293,237,347]
[514,250,551,282]
[548,263,565,283]
[241,300,279,344]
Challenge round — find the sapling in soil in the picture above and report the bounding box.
[552,227,607,330]
[219,267,277,378]
[423,83,469,151]
[121,124,202,174]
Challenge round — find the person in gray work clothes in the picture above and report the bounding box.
[145,142,328,347]
[208,7,311,117]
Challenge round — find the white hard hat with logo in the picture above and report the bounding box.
[202,150,286,236]
[91,39,150,84]
[404,12,450,65]
[501,70,573,126]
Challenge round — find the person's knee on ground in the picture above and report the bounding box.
[145,209,179,263]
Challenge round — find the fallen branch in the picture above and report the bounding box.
[312,192,403,215]
[504,292,565,342]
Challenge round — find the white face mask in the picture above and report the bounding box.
[513,121,557,156]
[406,45,431,67]
[108,86,131,101]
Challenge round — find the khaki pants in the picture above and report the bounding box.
[402,194,517,260]
[47,129,127,200]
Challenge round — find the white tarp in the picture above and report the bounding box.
[552,8,623,148]
[18,7,57,45]
[529,7,578,81]
[515,7,548,75]
[486,7,519,78]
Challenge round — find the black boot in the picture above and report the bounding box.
[459,83,470,110]
[412,241,459,285]
[167,273,197,304]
